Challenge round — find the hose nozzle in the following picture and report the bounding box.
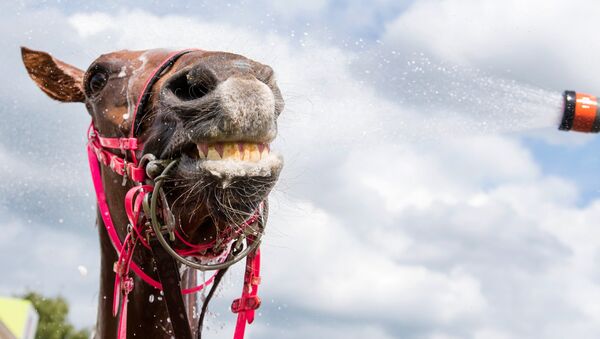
[560,90,600,133]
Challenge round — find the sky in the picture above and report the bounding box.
[3,0,600,338]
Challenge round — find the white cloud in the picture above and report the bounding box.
[253,321,398,339]
[383,0,600,91]
[474,328,513,339]
[68,12,114,38]
[0,215,99,327]
[265,0,328,18]
[337,135,541,213]
[263,200,487,325]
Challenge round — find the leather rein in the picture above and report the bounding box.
[87,50,263,339]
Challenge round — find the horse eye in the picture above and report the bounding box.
[89,72,108,93]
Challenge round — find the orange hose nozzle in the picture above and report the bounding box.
[560,90,600,133]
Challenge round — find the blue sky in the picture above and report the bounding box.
[3,1,600,339]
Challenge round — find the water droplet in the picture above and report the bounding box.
[77,265,88,277]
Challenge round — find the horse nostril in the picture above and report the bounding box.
[166,66,218,101]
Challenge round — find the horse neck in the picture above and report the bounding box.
[94,168,195,338]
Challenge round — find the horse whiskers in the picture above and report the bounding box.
[151,147,277,257]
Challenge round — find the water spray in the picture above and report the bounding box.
[559,91,600,133]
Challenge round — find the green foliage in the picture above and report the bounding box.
[22,292,90,339]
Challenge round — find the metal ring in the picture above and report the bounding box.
[138,153,157,168]
[146,159,264,271]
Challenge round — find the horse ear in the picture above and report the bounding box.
[21,46,85,103]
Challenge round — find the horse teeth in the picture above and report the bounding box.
[260,144,269,159]
[197,144,208,159]
[196,142,270,161]
[214,143,224,158]
[222,143,241,160]
[206,146,221,160]
[246,144,260,162]
[241,143,251,160]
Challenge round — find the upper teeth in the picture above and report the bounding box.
[197,142,270,161]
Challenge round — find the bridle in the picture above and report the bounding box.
[87,49,263,339]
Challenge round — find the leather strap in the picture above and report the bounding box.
[88,128,147,182]
[231,250,261,339]
[150,238,193,339]
[88,136,218,293]
[197,268,228,338]
[98,135,141,150]
[130,50,196,139]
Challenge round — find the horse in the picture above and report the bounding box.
[21,46,284,338]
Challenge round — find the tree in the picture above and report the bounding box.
[22,292,90,339]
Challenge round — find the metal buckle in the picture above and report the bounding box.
[121,160,129,186]
[231,295,261,313]
[119,138,130,150]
